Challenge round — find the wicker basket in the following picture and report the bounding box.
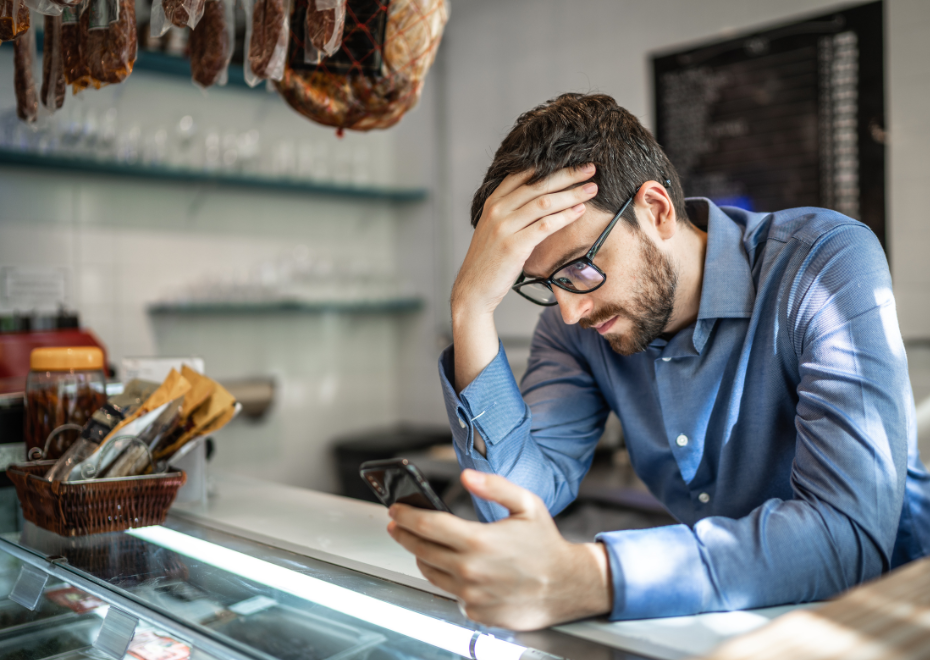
[8,461,187,537]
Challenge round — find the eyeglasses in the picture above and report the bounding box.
[511,190,637,307]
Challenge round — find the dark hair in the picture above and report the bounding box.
[470,93,688,230]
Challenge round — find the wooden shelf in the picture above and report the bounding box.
[0,150,428,202]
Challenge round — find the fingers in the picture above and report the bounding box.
[488,168,536,201]
[505,182,597,234]
[486,164,596,220]
[387,520,461,573]
[388,505,477,551]
[416,559,462,596]
[497,164,596,217]
[516,200,588,244]
[461,469,541,517]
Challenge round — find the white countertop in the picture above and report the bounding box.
[171,471,808,660]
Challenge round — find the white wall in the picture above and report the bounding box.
[438,0,930,342]
[0,56,443,491]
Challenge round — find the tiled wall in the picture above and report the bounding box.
[0,54,446,491]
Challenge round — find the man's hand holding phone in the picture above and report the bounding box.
[386,469,613,631]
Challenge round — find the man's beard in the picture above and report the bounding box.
[579,232,678,356]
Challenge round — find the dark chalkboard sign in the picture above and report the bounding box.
[653,1,885,248]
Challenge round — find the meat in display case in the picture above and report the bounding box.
[0,505,630,660]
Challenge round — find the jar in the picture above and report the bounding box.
[25,347,107,460]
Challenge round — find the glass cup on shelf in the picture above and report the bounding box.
[221,131,239,171]
[237,130,260,174]
[203,128,221,171]
[97,108,119,160]
[143,127,169,166]
[169,114,197,170]
[116,125,142,164]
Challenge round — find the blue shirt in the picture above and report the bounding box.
[438,199,930,620]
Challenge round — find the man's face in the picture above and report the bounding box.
[522,206,678,356]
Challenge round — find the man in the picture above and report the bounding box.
[386,93,930,630]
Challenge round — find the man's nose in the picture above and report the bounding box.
[555,289,594,325]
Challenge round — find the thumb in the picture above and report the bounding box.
[461,469,538,517]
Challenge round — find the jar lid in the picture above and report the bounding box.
[30,347,104,372]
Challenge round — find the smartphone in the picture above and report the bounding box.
[359,458,451,513]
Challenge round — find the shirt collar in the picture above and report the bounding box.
[691,198,756,321]
[687,198,756,354]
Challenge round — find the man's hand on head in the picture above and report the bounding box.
[452,165,598,319]
[450,165,599,401]
[386,469,613,631]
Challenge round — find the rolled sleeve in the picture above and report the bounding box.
[596,525,707,619]
[438,341,528,454]
[438,342,533,520]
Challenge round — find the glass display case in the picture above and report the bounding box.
[0,504,643,660]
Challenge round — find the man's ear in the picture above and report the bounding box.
[636,181,676,240]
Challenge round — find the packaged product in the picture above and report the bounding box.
[149,0,204,36]
[81,0,137,88]
[306,0,344,58]
[242,0,288,86]
[275,0,449,132]
[0,0,29,41]
[188,0,233,88]
[61,2,90,90]
[13,25,37,122]
[41,14,65,109]
[44,379,160,482]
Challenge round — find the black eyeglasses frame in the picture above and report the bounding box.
[511,191,636,307]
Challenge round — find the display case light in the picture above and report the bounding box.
[128,526,528,660]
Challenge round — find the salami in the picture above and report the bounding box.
[248,0,288,80]
[81,0,137,87]
[306,0,344,57]
[163,0,204,29]
[189,0,230,88]
[0,0,29,42]
[275,0,449,132]
[41,14,66,110]
[61,4,90,91]
[13,28,37,122]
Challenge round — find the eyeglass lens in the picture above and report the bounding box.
[518,261,605,304]
[519,282,557,304]
[551,261,605,292]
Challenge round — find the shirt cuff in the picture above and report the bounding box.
[596,525,708,620]
[438,341,526,455]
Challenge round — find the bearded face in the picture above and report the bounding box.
[579,229,679,356]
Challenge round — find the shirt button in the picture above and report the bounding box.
[458,418,466,428]
[698,492,710,504]
[662,357,672,362]
[676,434,689,447]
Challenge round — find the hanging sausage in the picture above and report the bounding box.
[41,14,66,109]
[13,24,37,122]
[275,0,449,132]
[0,0,29,41]
[81,0,137,88]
